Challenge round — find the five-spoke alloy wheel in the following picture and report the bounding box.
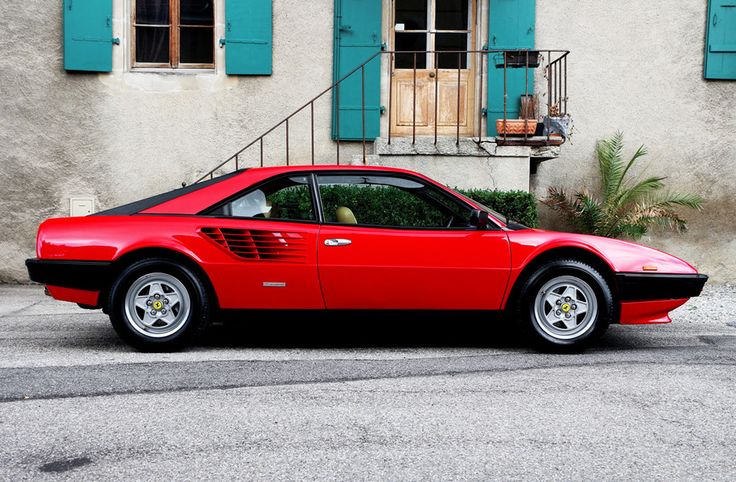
[516,259,613,350]
[108,258,211,351]
[124,272,191,339]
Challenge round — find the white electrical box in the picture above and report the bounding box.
[70,197,95,217]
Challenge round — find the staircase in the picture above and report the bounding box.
[187,48,570,187]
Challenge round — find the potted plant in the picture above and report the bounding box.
[541,102,572,142]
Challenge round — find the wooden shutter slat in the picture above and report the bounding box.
[705,0,736,79]
[63,0,114,72]
[486,0,536,135]
[223,0,273,75]
[331,0,382,141]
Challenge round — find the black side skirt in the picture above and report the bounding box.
[25,259,112,291]
[616,273,708,301]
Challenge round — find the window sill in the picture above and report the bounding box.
[129,68,217,75]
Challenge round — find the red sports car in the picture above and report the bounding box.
[26,166,707,351]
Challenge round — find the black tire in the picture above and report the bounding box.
[107,258,212,352]
[514,259,613,351]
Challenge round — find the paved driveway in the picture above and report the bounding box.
[0,284,735,480]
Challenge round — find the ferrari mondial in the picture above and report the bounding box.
[26,166,707,351]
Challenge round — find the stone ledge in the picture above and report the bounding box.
[374,136,491,157]
[373,136,534,159]
[530,145,561,160]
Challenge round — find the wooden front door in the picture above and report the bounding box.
[390,0,476,137]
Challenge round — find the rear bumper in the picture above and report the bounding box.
[25,258,112,291]
[616,273,708,301]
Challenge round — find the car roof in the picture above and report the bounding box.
[235,164,423,175]
[133,165,438,216]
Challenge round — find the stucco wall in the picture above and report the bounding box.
[1,0,734,283]
[0,0,342,282]
[534,0,736,282]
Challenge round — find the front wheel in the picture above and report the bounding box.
[515,259,613,351]
[108,258,211,351]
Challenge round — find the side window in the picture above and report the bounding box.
[209,176,315,221]
[316,174,472,228]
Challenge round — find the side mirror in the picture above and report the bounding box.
[469,209,489,228]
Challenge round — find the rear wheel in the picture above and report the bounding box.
[108,258,211,351]
[515,259,613,351]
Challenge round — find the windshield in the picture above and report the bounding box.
[444,186,530,230]
[445,188,507,223]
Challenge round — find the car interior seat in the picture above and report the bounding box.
[336,206,357,224]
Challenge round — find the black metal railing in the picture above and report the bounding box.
[191,49,569,184]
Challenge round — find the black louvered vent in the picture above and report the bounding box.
[201,227,307,263]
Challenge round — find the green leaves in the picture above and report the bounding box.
[271,186,539,228]
[544,132,703,240]
[459,189,538,227]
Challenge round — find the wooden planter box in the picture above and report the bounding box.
[496,119,538,135]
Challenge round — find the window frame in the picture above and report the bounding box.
[393,0,475,70]
[201,170,502,231]
[201,173,321,225]
[313,171,498,231]
[131,0,215,70]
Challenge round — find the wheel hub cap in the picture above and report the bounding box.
[124,272,191,339]
[533,275,599,341]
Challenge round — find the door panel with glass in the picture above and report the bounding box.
[391,0,476,137]
[315,173,511,310]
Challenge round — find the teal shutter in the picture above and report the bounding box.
[63,0,114,72]
[705,0,736,79]
[332,0,382,140]
[223,0,272,75]
[486,0,536,135]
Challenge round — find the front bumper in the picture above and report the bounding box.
[25,258,112,291]
[616,273,708,301]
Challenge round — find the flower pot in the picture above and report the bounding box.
[496,119,538,136]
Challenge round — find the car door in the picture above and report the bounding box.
[315,173,511,310]
[201,173,324,310]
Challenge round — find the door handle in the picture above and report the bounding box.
[324,238,352,246]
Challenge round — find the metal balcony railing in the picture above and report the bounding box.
[191,49,569,184]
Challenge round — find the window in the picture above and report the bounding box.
[394,0,471,69]
[133,0,214,69]
[317,174,472,228]
[209,176,316,222]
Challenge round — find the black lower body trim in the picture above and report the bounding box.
[25,259,112,291]
[616,273,708,301]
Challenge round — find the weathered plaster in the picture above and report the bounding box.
[1,0,734,283]
[366,153,531,191]
[0,0,339,282]
[534,0,736,282]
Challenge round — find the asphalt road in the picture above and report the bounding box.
[0,284,735,481]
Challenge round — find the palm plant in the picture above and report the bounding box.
[543,132,703,240]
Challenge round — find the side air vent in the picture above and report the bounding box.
[201,227,307,263]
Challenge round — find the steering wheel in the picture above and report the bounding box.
[445,215,455,228]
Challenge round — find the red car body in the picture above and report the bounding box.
[27,165,707,327]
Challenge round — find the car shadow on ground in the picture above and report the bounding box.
[200,310,525,350]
